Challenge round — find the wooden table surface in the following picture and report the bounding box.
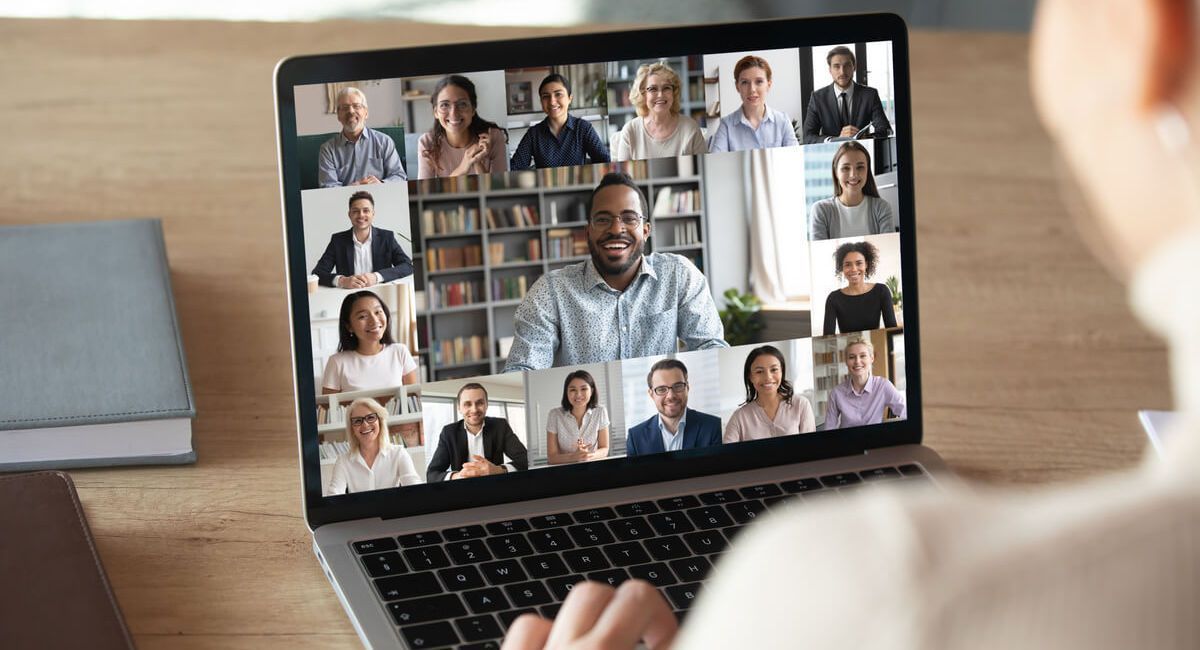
[0,18,1169,649]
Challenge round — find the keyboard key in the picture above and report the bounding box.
[571,507,617,522]
[780,477,823,493]
[460,642,501,650]
[443,524,487,541]
[352,537,397,554]
[400,621,458,648]
[388,594,466,626]
[656,495,701,511]
[374,572,440,601]
[447,539,493,565]
[567,523,615,547]
[860,466,902,481]
[820,472,862,487]
[722,525,745,542]
[615,500,659,517]
[497,608,538,630]
[521,553,570,579]
[725,499,766,524]
[739,483,783,499]
[628,562,677,586]
[403,546,451,571]
[563,548,611,573]
[665,583,702,610]
[530,513,574,529]
[462,587,510,614]
[504,580,553,607]
[644,535,691,561]
[454,614,503,643]
[898,463,926,477]
[529,529,575,553]
[546,574,585,601]
[540,603,563,619]
[648,511,695,536]
[669,556,712,582]
[486,534,534,559]
[486,519,531,535]
[685,506,734,530]
[763,495,798,508]
[588,568,630,587]
[437,565,485,591]
[698,489,742,505]
[602,541,651,567]
[480,559,528,585]
[397,530,442,548]
[609,516,653,541]
[361,551,407,577]
[682,530,727,555]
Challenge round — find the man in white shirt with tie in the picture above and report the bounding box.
[802,46,892,144]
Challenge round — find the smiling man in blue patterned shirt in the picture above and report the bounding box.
[504,172,727,372]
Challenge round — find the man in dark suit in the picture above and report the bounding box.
[310,190,413,288]
[802,45,892,144]
[626,359,722,457]
[427,383,529,482]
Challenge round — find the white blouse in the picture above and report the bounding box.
[321,343,418,392]
[546,405,609,453]
[324,444,422,496]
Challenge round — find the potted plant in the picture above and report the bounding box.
[719,288,764,346]
[885,275,903,312]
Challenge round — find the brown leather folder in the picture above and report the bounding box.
[0,471,135,649]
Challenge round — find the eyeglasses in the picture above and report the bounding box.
[644,84,675,95]
[350,413,380,428]
[651,382,689,396]
[337,102,366,113]
[589,212,644,230]
[436,100,473,114]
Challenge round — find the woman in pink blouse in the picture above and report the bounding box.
[417,75,509,179]
[723,345,815,443]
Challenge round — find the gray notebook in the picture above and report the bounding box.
[0,219,195,470]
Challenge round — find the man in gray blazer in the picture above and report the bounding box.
[802,46,892,144]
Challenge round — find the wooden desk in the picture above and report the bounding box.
[0,19,1168,648]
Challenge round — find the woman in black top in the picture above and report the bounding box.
[822,240,896,334]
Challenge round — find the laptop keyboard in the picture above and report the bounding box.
[351,463,930,649]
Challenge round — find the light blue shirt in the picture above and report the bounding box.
[317,127,407,188]
[659,412,687,453]
[707,105,799,153]
[504,252,728,372]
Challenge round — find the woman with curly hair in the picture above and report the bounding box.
[417,75,508,178]
[822,240,896,334]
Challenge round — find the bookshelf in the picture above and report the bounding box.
[408,156,709,380]
[604,55,707,142]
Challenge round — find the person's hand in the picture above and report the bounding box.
[351,273,378,287]
[839,125,858,137]
[452,138,489,176]
[353,175,382,185]
[502,580,677,650]
[462,455,503,476]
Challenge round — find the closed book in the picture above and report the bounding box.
[0,219,195,470]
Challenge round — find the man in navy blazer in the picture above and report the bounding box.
[626,359,723,457]
[427,383,529,482]
[311,190,413,288]
[802,45,892,144]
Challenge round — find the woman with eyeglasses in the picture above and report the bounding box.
[546,369,610,464]
[723,344,815,443]
[417,74,509,179]
[613,61,708,162]
[322,290,419,394]
[324,397,422,495]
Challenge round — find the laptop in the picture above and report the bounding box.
[274,13,945,649]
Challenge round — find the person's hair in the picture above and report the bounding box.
[844,337,875,358]
[348,190,374,209]
[834,240,880,279]
[456,382,489,405]
[345,397,391,455]
[741,345,794,405]
[628,62,682,118]
[826,45,856,68]
[560,370,599,412]
[538,73,572,97]
[335,86,368,108]
[646,358,689,389]
[588,172,649,221]
[831,141,880,198]
[733,55,773,85]
[425,75,509,175]
[337,290,395,352]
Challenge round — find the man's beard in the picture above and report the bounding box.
[588,233,644,277]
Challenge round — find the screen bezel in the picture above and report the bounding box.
[274,13,921,530]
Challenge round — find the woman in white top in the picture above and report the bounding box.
[324,397,421,496]
[723,344,815,443]
[545,369,610,464]
[809,141,896,240]
[612,62,707,162]
[322,290,419,393]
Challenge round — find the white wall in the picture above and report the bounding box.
[699,151,749,300]
[299,183,412,273]
[294,79,410,136]
[809,232,902,335]
[702,48,802,127]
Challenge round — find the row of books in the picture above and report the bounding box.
[547,228,588,260]
[432,336,488,366]
[653,187,701,215]
[814,350,841,365]
[537,160,651,188]
[493,275,531,301]
[426,244,484,271]
[318,394,424,426]
[428,279,484,309]
[488,239,542,264]
[814,374,848,391]
[421,206,479,235]
[547,201,588,225]
[486,204,539,228]
[671,221,701,246]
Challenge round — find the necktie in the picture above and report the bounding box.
[839,91,849,127]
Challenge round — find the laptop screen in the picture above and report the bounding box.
[277,17,919,521]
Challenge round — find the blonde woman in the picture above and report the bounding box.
[324,397,421,495]
[613,62,707,161]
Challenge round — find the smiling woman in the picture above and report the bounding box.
[821,239,896,334]
[509,72,611,169]
[417,74,509,178]
[321,290,420,392]
[324,397,422,495]
[612,61,708,161]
